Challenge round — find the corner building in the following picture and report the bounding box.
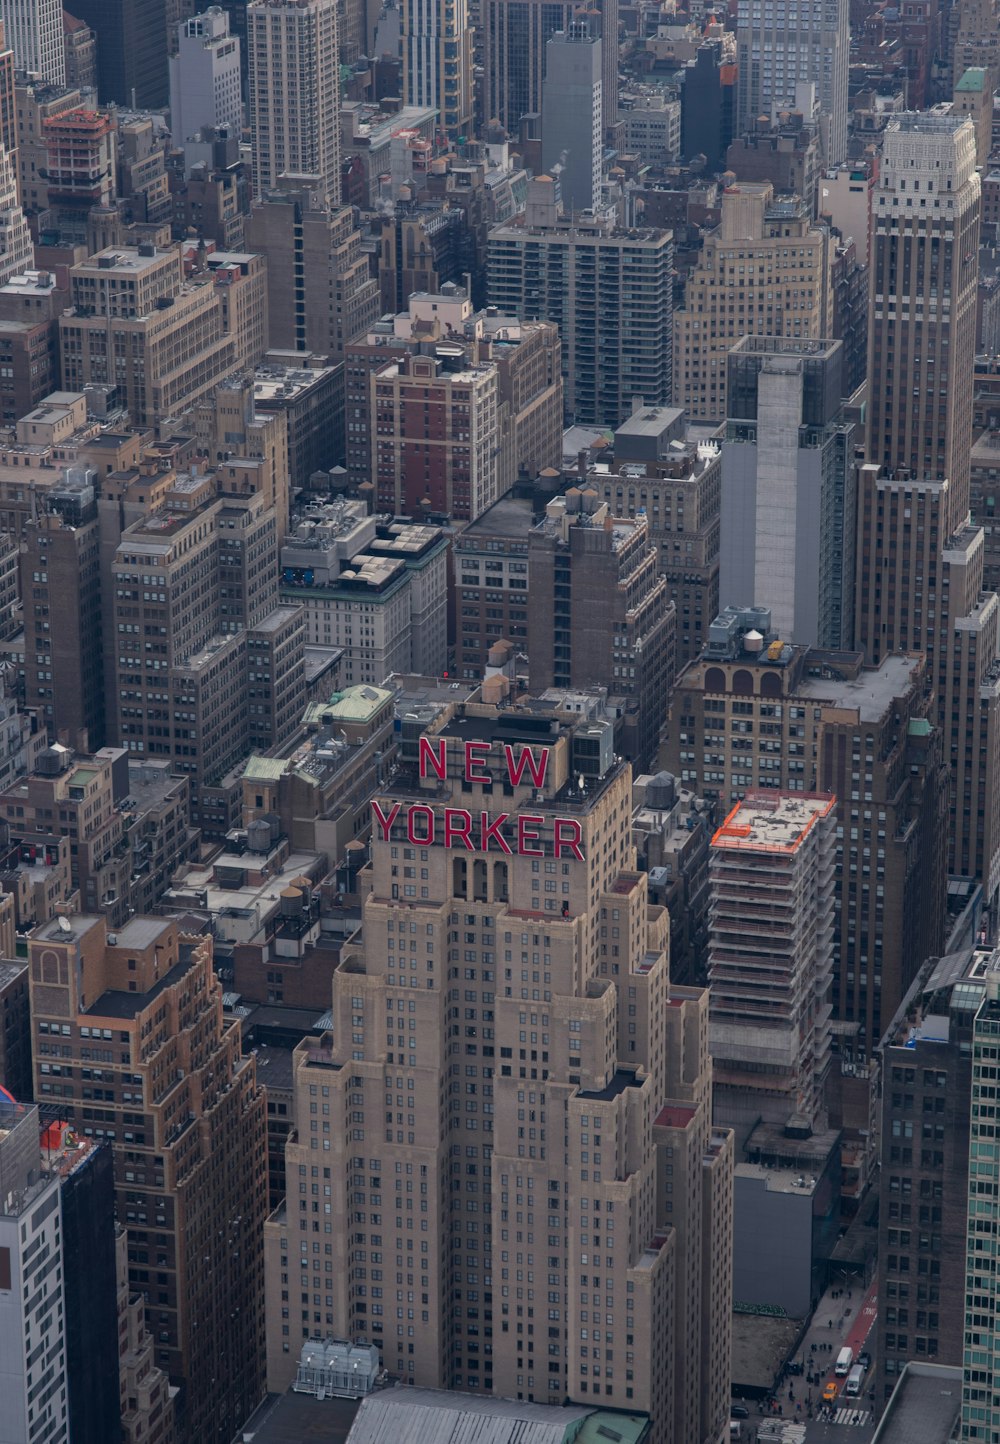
[265,702,733,1444]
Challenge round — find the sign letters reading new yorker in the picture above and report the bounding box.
[371,738,585,860]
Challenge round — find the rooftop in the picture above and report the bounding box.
[89,956,190,1019]
[797,652,923,723]
[712,793,835,853]
[347,1388,595,1444]
[457,490,535,540]
[871,1362,961,1444]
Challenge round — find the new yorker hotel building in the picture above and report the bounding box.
[264,702,734,1444]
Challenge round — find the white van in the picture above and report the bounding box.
[845,1363,865,1396]
[835,1346,854,1377]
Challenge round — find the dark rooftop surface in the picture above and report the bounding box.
[457,491,535,539]
[237,1390,363,1444]
[578,1068,643,1101]
[871,1363,961,1444]
[88,957,190,1019]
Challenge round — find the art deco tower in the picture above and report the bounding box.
[264,701,734,1444]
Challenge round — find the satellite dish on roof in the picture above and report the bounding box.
[57,915,72,934]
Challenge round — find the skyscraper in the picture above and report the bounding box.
[736,0,848,164]
[856,114,1000,904]
[484,0,617,138]
[720,336,857,650]
[961,963,1000,1441]
[168,7,242,171]
[28,913,268,1444]
[68,0,168,105]
[400,0,472,138]
[541,21,602,215]
[247,0,340,206]
[263,699,734,1444]
[0,0,64,82]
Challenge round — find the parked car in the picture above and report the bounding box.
[730,1404,750,1419]
[787,1360,803,1375]
[858,1351,872,1371]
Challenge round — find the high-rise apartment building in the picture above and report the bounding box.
[673,182,834,423]
[263,699,734,1444]
[247,0,340,206]
[528,491,675,771]
[28,913,268,1444]
[400,0,471,137]
[0,0,63,82]
[483,0,617,137]
[720,336,857,650]
[244,179,379,363]
[488,178,672,427]
[961,963,1000,1442]
[541,21,602,216]
[666,610,948,1054]
[346,285,562,498]
[736,0,848,163]
[857,114,1000,906]
[876,945,989,1410]
[169,7,242,172]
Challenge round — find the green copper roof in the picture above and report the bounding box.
[956,67,988,91]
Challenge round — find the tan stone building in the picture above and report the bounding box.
[263,699,733,1444]
[673,182,834,422]
[28,913,268,1444]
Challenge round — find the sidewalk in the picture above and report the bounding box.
[749,1277,877,1426]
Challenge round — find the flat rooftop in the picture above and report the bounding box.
[458,490,535,540]
[89,956,190,1019]
[797,652,922,723]
[871,1363,961,1444]
[712,793,835,853]
[734,1162,820,1196]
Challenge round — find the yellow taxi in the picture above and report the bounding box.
[823,1382,839,1403]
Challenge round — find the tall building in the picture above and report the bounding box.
[735,0,848,164]
[720,336,858,650]
[951,0,999,89]
[244,178,379,363]
[0,137,31,285]
[665,611,948,1055]
[673,182,834,423]
[528,491,675,771]
[857,114,1000,906]
[28,913,268,1444]
[0,0,63,82]
[262,699,734,1444]
[876,945,989,1410]
[488,178,672,427]
[483,0,617,138]
[0,1100,68,1444]
[169,7,242,172]
[69,0,168,105]
[541,21,601,216]
[961,962,1000,1442]
[247,0,340,207]
[400,0,471,138]
[709,791,835,1139]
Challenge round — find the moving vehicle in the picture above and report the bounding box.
[858,1350,872,1371]
[835,1346,854,1376]
[823,1381,839,1403]
[730,1404,750,1419]
[845,1364,866,1397]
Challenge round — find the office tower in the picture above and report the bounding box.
[20,481,103,750]
[484,0,617,138]
[244,179,379,363]
[666,610,948,1055]
[247,0,340,207]
[951,0,998,89]
[0,1100,68,1444]
[400,0,471,138]
[0,960,31,1101]
[857,114,1000,902]
[169,7,242,173]
[679,39,737,170]
[488,178,672,427]
[961,963,1000,1441]
[69,0,168,105]
[350,284,562,511]
[541,21,601,216]
[59,244,267,427]
[673,183,834,423]
[736,0,847,164]
[720,336,857,650]
[709,791,835,1138]
[875,946,988,1411]
[586,407,721,670]
[28,913,268,1444]
[528,492,674,771]
[0,20,15,168]
[262,700,734,1444]
[0,0,63,81]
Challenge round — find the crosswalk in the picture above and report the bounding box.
[832,1407,872,1427]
